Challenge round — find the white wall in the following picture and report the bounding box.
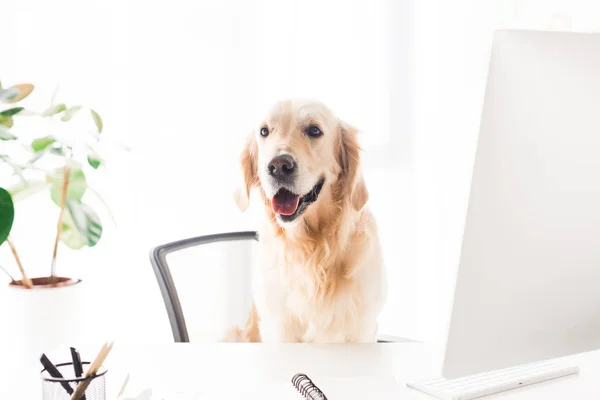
[2,0,599,345]
[1,0,419,343]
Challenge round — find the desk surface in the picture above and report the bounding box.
[7,342,600,399]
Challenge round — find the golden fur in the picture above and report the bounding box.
[226,99,386,343]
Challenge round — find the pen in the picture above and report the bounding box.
[71,347,86,400]
[40,353,74,396]
[71,347,84,377]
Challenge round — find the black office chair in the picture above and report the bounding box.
[150,231,408,343]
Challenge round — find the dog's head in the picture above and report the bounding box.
[234,99,368,227]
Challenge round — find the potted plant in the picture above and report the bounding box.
[0,80,122,372]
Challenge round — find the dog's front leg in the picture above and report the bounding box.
[258,316,298,342]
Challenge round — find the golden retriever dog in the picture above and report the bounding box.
[226,99,386,343]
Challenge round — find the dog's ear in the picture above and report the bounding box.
[233,132,258,212]
[337,120,369,211]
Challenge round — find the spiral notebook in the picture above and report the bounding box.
[291,373,329,399]
[117,372,403,399]
[283,373,404,399]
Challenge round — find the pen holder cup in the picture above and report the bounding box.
[41,362,107,400]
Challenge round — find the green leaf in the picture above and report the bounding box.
[61,105,82,122]
[0,84,34,104]
[90,109,103,133]
[0,116,13,128]
[15,108,39,116]
[87,149,103,169]
[42,103,66,117]
[50,146,65,156]
[0,187,14,246]
[0,155,25,182]
[61,200,102,249]
[0,107,24,126]
[0,88,17,103]
[26,150,46,165]
[60,205,85,249]
[0,126,16,140]
[8,180,52,202]
[49,167,87,207]
[31,136,56,152]
[87,156,101,169]
[0,107,24,117]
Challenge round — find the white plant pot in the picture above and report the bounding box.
[0,277,86,396]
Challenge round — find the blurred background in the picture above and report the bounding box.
[1,0,599,346]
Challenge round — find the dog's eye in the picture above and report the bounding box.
[307,125,323,138]
[260,127,269,137]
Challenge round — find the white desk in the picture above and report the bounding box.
[7,342,600,399]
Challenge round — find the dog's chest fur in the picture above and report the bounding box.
[253,220,383,343]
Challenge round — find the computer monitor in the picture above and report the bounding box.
[442,29,600,381]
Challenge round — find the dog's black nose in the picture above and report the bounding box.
[268,154,296,179]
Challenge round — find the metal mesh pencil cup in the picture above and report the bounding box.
[41,362,107,400]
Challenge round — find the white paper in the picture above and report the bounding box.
[118,375,405,400]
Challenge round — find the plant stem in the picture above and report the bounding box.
[0,155,27,183]
[6,237,33,288]
[0,264,15,283]
[50,166,70,281]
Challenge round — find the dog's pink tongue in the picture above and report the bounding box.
[272,190,300,216]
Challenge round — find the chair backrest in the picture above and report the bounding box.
[150,231,258,342]
[150,230,407,343]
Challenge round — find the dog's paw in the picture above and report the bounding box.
[221,325,261,342]
[221,326,245,342]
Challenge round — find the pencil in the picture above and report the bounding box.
[116,373,130,399]
[70,341,114,400]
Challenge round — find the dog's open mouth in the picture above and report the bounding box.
[271,178,325,222]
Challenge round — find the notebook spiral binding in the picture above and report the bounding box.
[291,373,328,400]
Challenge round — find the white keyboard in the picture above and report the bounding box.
[406,360,579,400]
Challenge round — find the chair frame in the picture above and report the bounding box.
[150,230,404,343]
[150,231,258,342]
